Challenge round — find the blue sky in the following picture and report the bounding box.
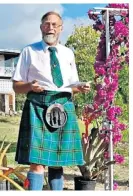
[62,3,107,18]
[0,3,108,50]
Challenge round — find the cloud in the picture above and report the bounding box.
[0,4,93,50]
[0,4,64,49]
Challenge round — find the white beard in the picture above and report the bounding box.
[43,34,58,44]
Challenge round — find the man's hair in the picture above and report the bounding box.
[41,11,62,23]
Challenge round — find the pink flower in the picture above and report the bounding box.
[107,106,122,121]
[115,106,122,115]
[98,89,106,97]
[111,74,118,81]
[103,101,110,109]
[104,136,110,143]
[125,17,129,23]
[114,154,125,164]
[125,55,129,63]
[114,21,129,37]
[113,182,118,190]
[95,67,106,75]
[95,84,103,91]
[113,133,122,144]
[118,123,127,131]
[93,24,105,31]
[107,107,116,121]
[93,102,99,110]
[121,11,128,17]
[104,151,109,159]
[104,77,110,85]
[106,92,115,102]
[88,10,98,21]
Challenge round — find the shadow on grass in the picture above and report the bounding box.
[0,116,21,125]
[0,118,11,123]
[114,180,129,187]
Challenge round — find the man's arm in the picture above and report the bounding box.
[13,80,45,94]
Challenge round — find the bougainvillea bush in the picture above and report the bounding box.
[79,4,129,189]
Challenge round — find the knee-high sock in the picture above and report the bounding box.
[48,167,63,190]
[27,171,44,190]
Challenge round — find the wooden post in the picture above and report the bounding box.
[12,92,15,112]
[4,94,9,114]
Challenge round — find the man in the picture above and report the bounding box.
[12,11,90,190]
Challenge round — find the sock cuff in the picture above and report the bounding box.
[27,171,44,179]
[48,167,63,175]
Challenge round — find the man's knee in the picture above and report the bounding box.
[30,164,45,173]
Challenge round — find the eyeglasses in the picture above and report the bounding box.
[41,22,62,29]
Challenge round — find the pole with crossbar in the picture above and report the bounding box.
[90,7,128,190]
[104,9,113,190]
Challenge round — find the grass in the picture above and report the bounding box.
[0,116,20,166]
[0,116,20,143]
[78,119,85,136]
[114,174,119,180]
[122,129,129,142]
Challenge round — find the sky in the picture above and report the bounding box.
[0,3,107,50]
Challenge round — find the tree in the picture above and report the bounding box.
[66,26,100,116]
[15,94,26,111]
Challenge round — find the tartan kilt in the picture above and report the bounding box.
[15,90,84,166]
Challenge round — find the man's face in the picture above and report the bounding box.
[40,14,62,45]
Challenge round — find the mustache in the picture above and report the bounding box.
[44,33,55,36]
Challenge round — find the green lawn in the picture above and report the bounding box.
[0,116,20,166]
[0,116,20,142]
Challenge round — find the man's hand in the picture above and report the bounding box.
[77,82,91,93]
[72,82,91,94]
[30,80,45,93]
[13,80,45,94]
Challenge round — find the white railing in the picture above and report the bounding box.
[0,67,14,77]
[0,79,13,93]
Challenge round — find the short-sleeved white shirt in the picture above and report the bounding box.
[12,40,79,93]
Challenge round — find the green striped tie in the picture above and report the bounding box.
[48,47,63,88]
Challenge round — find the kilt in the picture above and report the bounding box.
[15,90,84,166]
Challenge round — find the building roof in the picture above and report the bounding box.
[0,49,21,55]
[0,49,21,60]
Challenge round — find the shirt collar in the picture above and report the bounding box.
[41,40,59,53]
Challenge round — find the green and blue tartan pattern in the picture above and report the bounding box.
[48,47,63,88]
[15,91,84,166]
